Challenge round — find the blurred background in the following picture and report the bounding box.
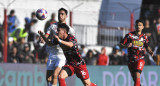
[0,0,160,86]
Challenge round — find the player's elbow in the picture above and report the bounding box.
[66,42,74,48]
[68,44,73,48]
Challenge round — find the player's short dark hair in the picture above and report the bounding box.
[58,23,69,33]
[136,19,144,25]
[58,8,68,15]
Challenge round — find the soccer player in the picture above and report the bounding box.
[39,8,75,86]
[120,19,153,86]
[50,23,97,86]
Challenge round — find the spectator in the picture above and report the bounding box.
[31,12,37,21]
[22,43,34,63]
[44,13,57,33]
[8,46,19,63]
[79,45,86,58]
[97,47,109,66]
[10,27,29,42]
[17,38,27,52]
[38,44,48,64]
[121,48,128,65]
[28,19,38,42]
[156,17,160,43]
[144,48,151,65]
[151,18,157,32]
[7,9,19,36]
[109,45,122,65]
[144,4,154,19]
[8,37,17,56]
[24,17,31,34]
[85,49,97,65]
[0,24,4,60]
[143,19,157,50]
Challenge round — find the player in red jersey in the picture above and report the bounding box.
[120,19,153,86]
[50,23,97,86]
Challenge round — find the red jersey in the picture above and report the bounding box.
[121,31,149,62]
[60,34,83,65]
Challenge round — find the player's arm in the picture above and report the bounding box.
[68,26,75,36]
[38,31,53,46]
[144,37,153,56]
[54,35,73,48]
[119,34,132,48]
[146,46,153,57]
[39,24,53,43]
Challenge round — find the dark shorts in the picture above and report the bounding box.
[63,64,90,80]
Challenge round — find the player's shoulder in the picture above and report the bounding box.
[142,33,148,39]
[65,24,73,30]
[127,31,135,36]
[68,34,75,38]
[51,22,58,26]
[48,22,58,29]
[68,34,76,40]
[128,31,135,35]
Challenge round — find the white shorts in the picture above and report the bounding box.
[47,55,66,70]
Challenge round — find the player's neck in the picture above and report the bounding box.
[59,21,66,24]
[135,31,142,35]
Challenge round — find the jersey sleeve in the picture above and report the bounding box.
[69,35,77,48]
[46,25,52,35]
[120,34,130,45]
[68,26,75,36]
[46,24,57,35]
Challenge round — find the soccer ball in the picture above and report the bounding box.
[36,8,48,20]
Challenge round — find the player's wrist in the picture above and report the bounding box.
[59,39,62,44]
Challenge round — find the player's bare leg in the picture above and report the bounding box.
[134,72,141,86]
[46,70,54,86]
[58,70,68,86]
[52,67,62,86]
[81,78,97,86]
[128,68,141,86]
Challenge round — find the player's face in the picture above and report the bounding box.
[58,10,67,22]
[57,28,65,39]
[135,22,144,32]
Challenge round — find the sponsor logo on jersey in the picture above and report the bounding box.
[132,40,143,47]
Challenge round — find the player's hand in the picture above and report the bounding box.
[54,35,59,41]
[149,51,154,57]
[38,30,44,36]
[127,43,132,48]
[52,35,59,44]
[38,30,45,43]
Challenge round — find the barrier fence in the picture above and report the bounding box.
[73,24,129,46]
[0,63,160,86]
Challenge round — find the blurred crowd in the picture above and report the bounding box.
[0,9,160,65]
[0,9,56,64]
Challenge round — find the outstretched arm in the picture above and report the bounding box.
[54,35,73,48]
[38,31,53,46]
[146,46,153,57]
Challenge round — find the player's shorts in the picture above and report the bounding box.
[47,55,66,70]
[63,63,89,80]
[128,59,145,73]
